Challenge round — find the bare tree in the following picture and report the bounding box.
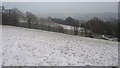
[26,12,38,28]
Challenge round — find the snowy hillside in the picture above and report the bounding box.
[2,25,118,66]
[0,25,2,67]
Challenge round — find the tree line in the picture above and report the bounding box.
[2,6,119,41]
[52,17,118,39]
[2,6,64,33]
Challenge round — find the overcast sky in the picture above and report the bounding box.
[3,2,118,15]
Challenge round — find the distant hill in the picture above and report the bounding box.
[74,12,118,21]
[37,12,118,21]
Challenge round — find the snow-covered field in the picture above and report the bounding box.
[2,25,118,66]
[0,25,2,67]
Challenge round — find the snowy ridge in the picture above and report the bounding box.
[2,25,118,66]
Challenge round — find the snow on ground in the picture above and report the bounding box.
[2,25,118,66]
[58,24,83,30]
[0,25,2,67]
[58,24,72,30]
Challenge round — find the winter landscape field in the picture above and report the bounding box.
[2,25,118,66]
[0,26,1,67]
